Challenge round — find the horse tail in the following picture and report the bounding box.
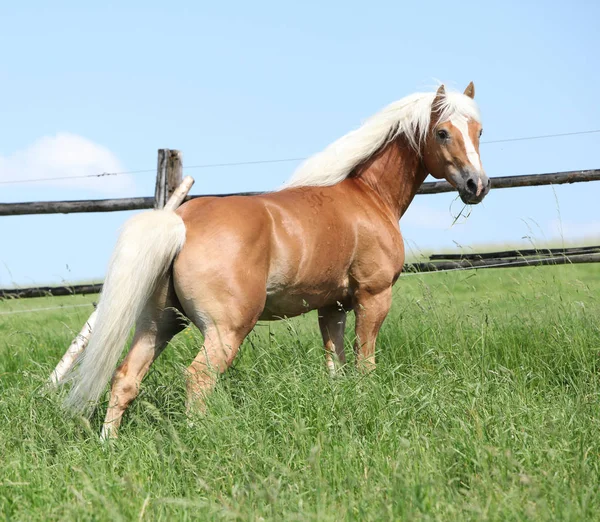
[64,209,187,415]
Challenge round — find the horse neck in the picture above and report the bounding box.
[352,138,427,221]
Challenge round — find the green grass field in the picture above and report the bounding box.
[2,264,600,520]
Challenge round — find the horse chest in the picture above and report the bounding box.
[351,225,404,284]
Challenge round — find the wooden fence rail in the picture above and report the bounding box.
[1,283,104,300]
[1,168,599,217]
[3,250,600,300]
[429,245,600,261]
[406,252,600,273]
[2,149,599,300]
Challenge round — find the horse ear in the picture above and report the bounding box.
[431,84,446,120]
[463,81,475,99]
[434,84,446,100]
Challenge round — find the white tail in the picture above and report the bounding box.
[64,210,186,415]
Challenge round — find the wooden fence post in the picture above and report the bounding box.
[155,149,183,209]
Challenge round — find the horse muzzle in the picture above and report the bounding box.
[452,169,490,205]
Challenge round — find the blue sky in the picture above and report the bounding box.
[1,0,599,286]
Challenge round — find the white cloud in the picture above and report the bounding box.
[0,133,135,194]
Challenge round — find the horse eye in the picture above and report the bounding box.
[437,129,449,140]
[479,129,483,137]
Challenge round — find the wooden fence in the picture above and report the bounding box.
[1,148,599,299]
[3,246,600,300]
[1,148,599,216]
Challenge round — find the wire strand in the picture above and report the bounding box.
[182,129,600,170]
[1,129,599,186]
[184,157,307,170]
[481,129,600,144]
[0,169,155,186]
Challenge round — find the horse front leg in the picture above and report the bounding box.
[318,304,347,376]
[352,287,392,372]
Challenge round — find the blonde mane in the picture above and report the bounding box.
[283,89,481,189]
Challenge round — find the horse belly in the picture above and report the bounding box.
[260,276,351,320]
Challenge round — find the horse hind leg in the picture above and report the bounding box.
[173,246,268,415]
[318,304,347,376]
[184,320,258,415]
[101,278,186,439]
[179,289,264,414]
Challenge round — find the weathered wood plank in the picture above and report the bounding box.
[0,283,103,299]
[1,169,599,217]
[164,176,194,211]
[155,150,184,209]
[429,245,600,261]
[49,308,98,386]
[5,251,600,300]
[0,198,154,216]
[167,150,183,202]
[154,149,168,209]
[416,168,600,195]
[406,253,600,273]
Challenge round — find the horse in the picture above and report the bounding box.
[64,83,490,439]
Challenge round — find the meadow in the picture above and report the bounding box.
[1,263,600,520]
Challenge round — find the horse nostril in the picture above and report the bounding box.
[466,178,477,194]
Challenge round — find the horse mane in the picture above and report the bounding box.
[283,89,481,189]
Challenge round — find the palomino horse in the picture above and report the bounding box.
[65,83,490,438]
